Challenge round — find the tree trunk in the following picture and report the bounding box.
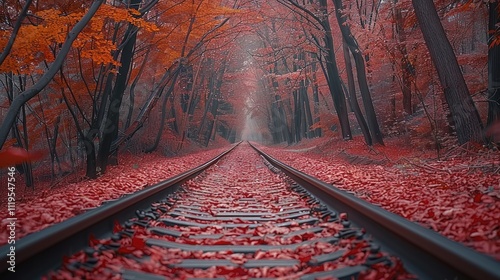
[109,63,181,154]
[198,57,226,145]
[275,95,292,144]
[411,0,484,144]
[301,79,314,138]
[125,46,151,129]
[332,0,383,145]
[392,0,414,116]
[98,0,140,172]
[83,136,98,179]
[311,61,322,137]
[487,1,500,131]
[342,40,372,145]
[319,0,352,140]
[293,90,302,142]
[144,74,178,153]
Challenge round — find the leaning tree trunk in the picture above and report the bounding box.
[301,80,315,138]
[392,0,414,116]
[342,39,372,146]
[311,61,322,137]
[125,46,151,129]
[332,0,384,145]
[411,0,484,144]
[487,1,500,131]
[144,77,177,153]
[319,0,352,140]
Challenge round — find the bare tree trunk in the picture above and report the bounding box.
[392,0,414,116]
[144,74,178,153]
[109,62,181,154]
[293,90,302,142]
[125,46,151,129]
[301,79,314,138]
[311,60,322,137]
[319,0,352,140]
[98,0,141,172]
[487,1,500,133]
[412,0,484,144]
[342,40,372,145]
[332,0,384,145]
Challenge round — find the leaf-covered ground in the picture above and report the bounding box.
[47,143,412,279]
[256,136,500,261]
[2,136,499,263]
[0,148,228,245]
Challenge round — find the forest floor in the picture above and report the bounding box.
[256,135,500,261]
[1,135,499,262]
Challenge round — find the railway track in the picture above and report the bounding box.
[1,142,499,279]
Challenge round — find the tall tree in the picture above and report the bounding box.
[411,0,484,144]
[332,0,384,145]
[391,0,414,116]
[97,0,141,172]
[487,1,500,133]
[277,0,352,140]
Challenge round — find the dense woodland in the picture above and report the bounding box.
[0,0,499,186]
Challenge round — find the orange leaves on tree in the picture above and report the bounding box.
[152,0,240,67]
[0,3,158,73]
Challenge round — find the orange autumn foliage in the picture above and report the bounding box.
[0,4,158,73]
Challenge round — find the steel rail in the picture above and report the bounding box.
[250,142,500,280]
[0,143,240,279]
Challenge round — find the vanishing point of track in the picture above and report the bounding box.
[1,143,499,279]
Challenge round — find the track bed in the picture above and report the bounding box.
[2,143,499,279]
[46,144,409,279]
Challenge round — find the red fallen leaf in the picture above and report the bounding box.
[132,250,144,258]
[427,209,435,218]
[0,147,44,168]
[113,220,123,233]
[340,212,348,220]
[40,213,55,224]
[255,251,267,259]
[89,234,100,247]
[299,255,312,262]
[216,266,247,276]
[301,231,316,240]
[251,239,269,245]
[117,246,135,254]
[62,255,71,265]
[132,235,146,249]
[213,239,234,245]
[101,251,114,259]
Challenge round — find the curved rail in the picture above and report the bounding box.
[0,143,240,279]
[250,142,500,280]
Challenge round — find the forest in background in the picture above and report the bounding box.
[0,0,499,187]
